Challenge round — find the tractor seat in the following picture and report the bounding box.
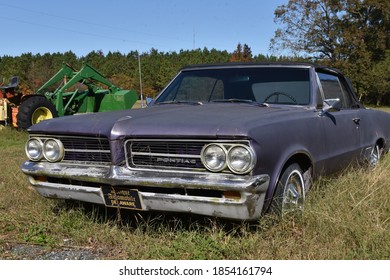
[0,76,19,89]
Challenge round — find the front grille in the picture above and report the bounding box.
[127,140,205,171]
[125,139,251,172]
[60,137,111,163]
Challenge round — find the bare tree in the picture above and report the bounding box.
[270,0,345,61]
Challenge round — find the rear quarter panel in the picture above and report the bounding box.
[359,108,390,151]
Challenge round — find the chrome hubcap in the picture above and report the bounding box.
[282,170,305,215]
[369,145,380,167]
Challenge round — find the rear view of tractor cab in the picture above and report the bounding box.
[0,76,20,127]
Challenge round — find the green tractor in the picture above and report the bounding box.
[1,62,138,129]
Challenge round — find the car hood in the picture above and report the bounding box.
[28,103,309,139]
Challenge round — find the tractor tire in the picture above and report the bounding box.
[17,96,58,129]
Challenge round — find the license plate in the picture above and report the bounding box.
[102,187,142,210]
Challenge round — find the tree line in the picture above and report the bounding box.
[271,0,389,105]
[0,0,388,105]
[0,47,288,101]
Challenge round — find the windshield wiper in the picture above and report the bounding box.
[211,99,268,107]
[156,100,203,105]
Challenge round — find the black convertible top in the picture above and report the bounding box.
[180,62,344,76]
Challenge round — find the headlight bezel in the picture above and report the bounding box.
[25,137,65,163]
[43,138,65,162]
[201,143,227,172]
[227,144,256,174]
[201,142,256,174]
[25,137,44,161]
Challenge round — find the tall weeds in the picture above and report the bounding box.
[1,128,389,259]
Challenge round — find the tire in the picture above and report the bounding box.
[270,163,306,217]
[17,96,58,129]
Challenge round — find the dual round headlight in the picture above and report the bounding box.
[25,138,43,161]
[201,143,256,174]
[25,138,64,162]
[201,144,227,172]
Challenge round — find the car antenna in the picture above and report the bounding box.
[138,52,144,108]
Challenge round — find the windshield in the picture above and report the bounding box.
[154,67,311,105]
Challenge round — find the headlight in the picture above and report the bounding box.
[43,139,64,162]
[201,144,227,172]
[25,138,43,161]
[227,145,256,174]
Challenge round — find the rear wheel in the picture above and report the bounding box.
[270,163,306,216]
[17,96,58,129]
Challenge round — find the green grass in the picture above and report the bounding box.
[0,126,389,259]
[367,106,390,113]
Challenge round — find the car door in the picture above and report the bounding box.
[317,71,361,174]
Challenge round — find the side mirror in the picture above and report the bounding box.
[146,97,153,106]
[320,98,342,115]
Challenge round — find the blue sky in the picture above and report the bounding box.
[0,0,287,57]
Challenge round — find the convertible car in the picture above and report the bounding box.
[21,63,390,220]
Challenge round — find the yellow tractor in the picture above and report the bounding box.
[0,76,20,128]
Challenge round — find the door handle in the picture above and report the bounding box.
[352,118,361,125]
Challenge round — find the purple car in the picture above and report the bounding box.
[21,63,390,220]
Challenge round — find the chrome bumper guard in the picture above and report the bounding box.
[21,161,270,220]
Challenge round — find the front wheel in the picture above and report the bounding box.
[368,144,382,168]
[270,163,306,216]
[17,96,58,129]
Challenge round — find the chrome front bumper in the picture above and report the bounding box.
[21,161,270,220]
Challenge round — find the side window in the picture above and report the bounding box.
[317,72,352,109]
